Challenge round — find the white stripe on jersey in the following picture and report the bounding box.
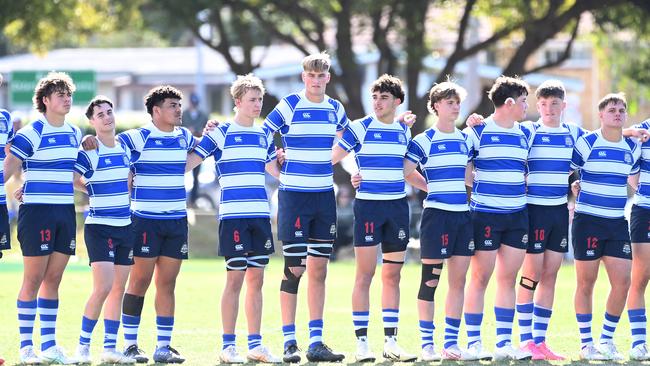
[74,141,131,226]
[571,129,641,218]
[464,116,530,213]
[10,118,81,204]
[632,120,650,208]
[194,121,276,220]
[264,90,348,192]
[339,115,409,200]
[0,109,14,204]
[523,120,584,205]
[406,126,473,212]
[118,123,196,219]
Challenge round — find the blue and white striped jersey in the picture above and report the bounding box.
[632,120,650,209]
[464,116,531,213]
[10,118,81,204]
[571,129,641,218]
[74,141,131,226]
[523,120,584,206]
[0,109,14,204]
[406,126,473,211]
[264,90,348,192]
[339,115,410,200]
[118,123,196,219]
[194,121,276,220]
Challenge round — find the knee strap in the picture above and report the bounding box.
[519,276,538,291]
[418,263,443,301]
[225,256,247,271]
[122,293,145,316]
[280,257,304,294]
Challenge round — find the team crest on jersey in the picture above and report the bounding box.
[560,237,568,248]
[565,136,573,147]
[522,234,528,244]
[69,136,77,146]
[179,138,187,149]
[328,111,336,123]
[123,155,130,165]
[398,228,406,240]
[69,239,76,250]
[623,242,632,255]
[468,239,475,251]
[520,137,527,148]
[0,122,6,133]
[180,243,188,254]
[460,144,468,154]
[259,136,267,148]
[329,224,336,235]
[624,152,633,164]
[264,239,272,249]
[398,134,406,144]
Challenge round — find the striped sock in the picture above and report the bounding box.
[419,320,434,349]
[352,311,369,339]
[600,312,620,343]
[629,308,647,348]
[122,314,140,347]
[576,313,593,348]
[382,308,399,337]
[533,304,552,344]
[516,302,534,344]
[223,334,236,350]
[38,298,59,351]
[156,316,174,348]
[248,334,262,350]
[282,324,296,347]
[17,299,37,349]
[103,319,120,351]
[443,317,461,349]
[79,316,98,345]
[495,307,515,348]
[308,319,323,348]
[464,312,483,346]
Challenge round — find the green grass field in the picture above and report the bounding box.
[0,253,646,365]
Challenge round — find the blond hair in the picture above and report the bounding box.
[230,74,265,101]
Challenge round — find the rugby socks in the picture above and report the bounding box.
[419,320,434,349]
[156,316,174,348]
[38,298,59,351]
[383,308,399,338]
[495,307,515,348]
[248,334,262,350]
[308,319,323,348]
[516,302,534,344]
[79,316,98,346]
[103,319,120,351]
[17,299,37,349]
[352,311,369,339]
[629,308,647,348]
[533,304,552,344]
[464,312,483,346]
[223,334,236,350]
[576,313,593,348]
[443,317,461,349]
[122,293,144,347]
[600,312,620,343]
[282,324,296,347]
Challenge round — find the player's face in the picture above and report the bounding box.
[236,89,263,120]
[510,94,528,120]
[89,103,115,133]
[537,96,565,125]
[302,70,330,98]
[156,98,182,127]
[43,89,72,116]
[599,101,627,129]
[434,97,461,122]
[372,91,400,120]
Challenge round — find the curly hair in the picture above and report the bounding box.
[32,72,76,114]
[144,85,183,116]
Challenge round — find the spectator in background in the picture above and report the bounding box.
[182,92,209,208]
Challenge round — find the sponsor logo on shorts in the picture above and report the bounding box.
[468,239,475,251]
[484,239,493,247]
[623,242,632,255]
[264,239,272,249]
[235,243,243,251]
[522,234,528,244]
[329,224,336,235]
[40,244,49,251]
[534,242,542,250]
[141,246,150,253]
[586,249,595,257]
[560,237,568,248]
[180,243,188,255]
[294,230,303,238]
[398,228,406,240]
[69,239,76,250]
[109,250,115,258]
[365,235,374,242]
[441,248,447,255]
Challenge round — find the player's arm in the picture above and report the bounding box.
[128,171,134,192]
[185,151,204,172]
[623,127,650,142]
[331,145,350,165]
[464,161,475,198]
[403,159,427,192]
[3,145,22,183]
[629,173,640,191]
[73,172,88,194]
[265,159,280,179]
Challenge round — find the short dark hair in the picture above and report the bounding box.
[488,76,530,107]
[427,81,467,115]
[598,93,627,111]
[144,85,183,116]
[85,96,114,119]
[33,72,76,113]
[535,80,565,100]
[371,74,405,103]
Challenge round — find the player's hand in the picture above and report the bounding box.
[351,172,362,189]
[14,185,23,203]
[202,119,220,135]
[81,135,98,151]
[466,113,485,127]
[398,111,416,127]
[276,147,286,166]
[571,180,581,196]
[628,128,650,143]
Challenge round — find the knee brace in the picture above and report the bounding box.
[382,258,405,265]
[246,255,270,268]
[307,240,333,258]
[280,254,306,294]
[519,276,538,291]
[122,293,145,316]
[225,256,247,271]
[417,263,443,301]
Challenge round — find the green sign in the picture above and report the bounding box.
[10,70,96,107]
